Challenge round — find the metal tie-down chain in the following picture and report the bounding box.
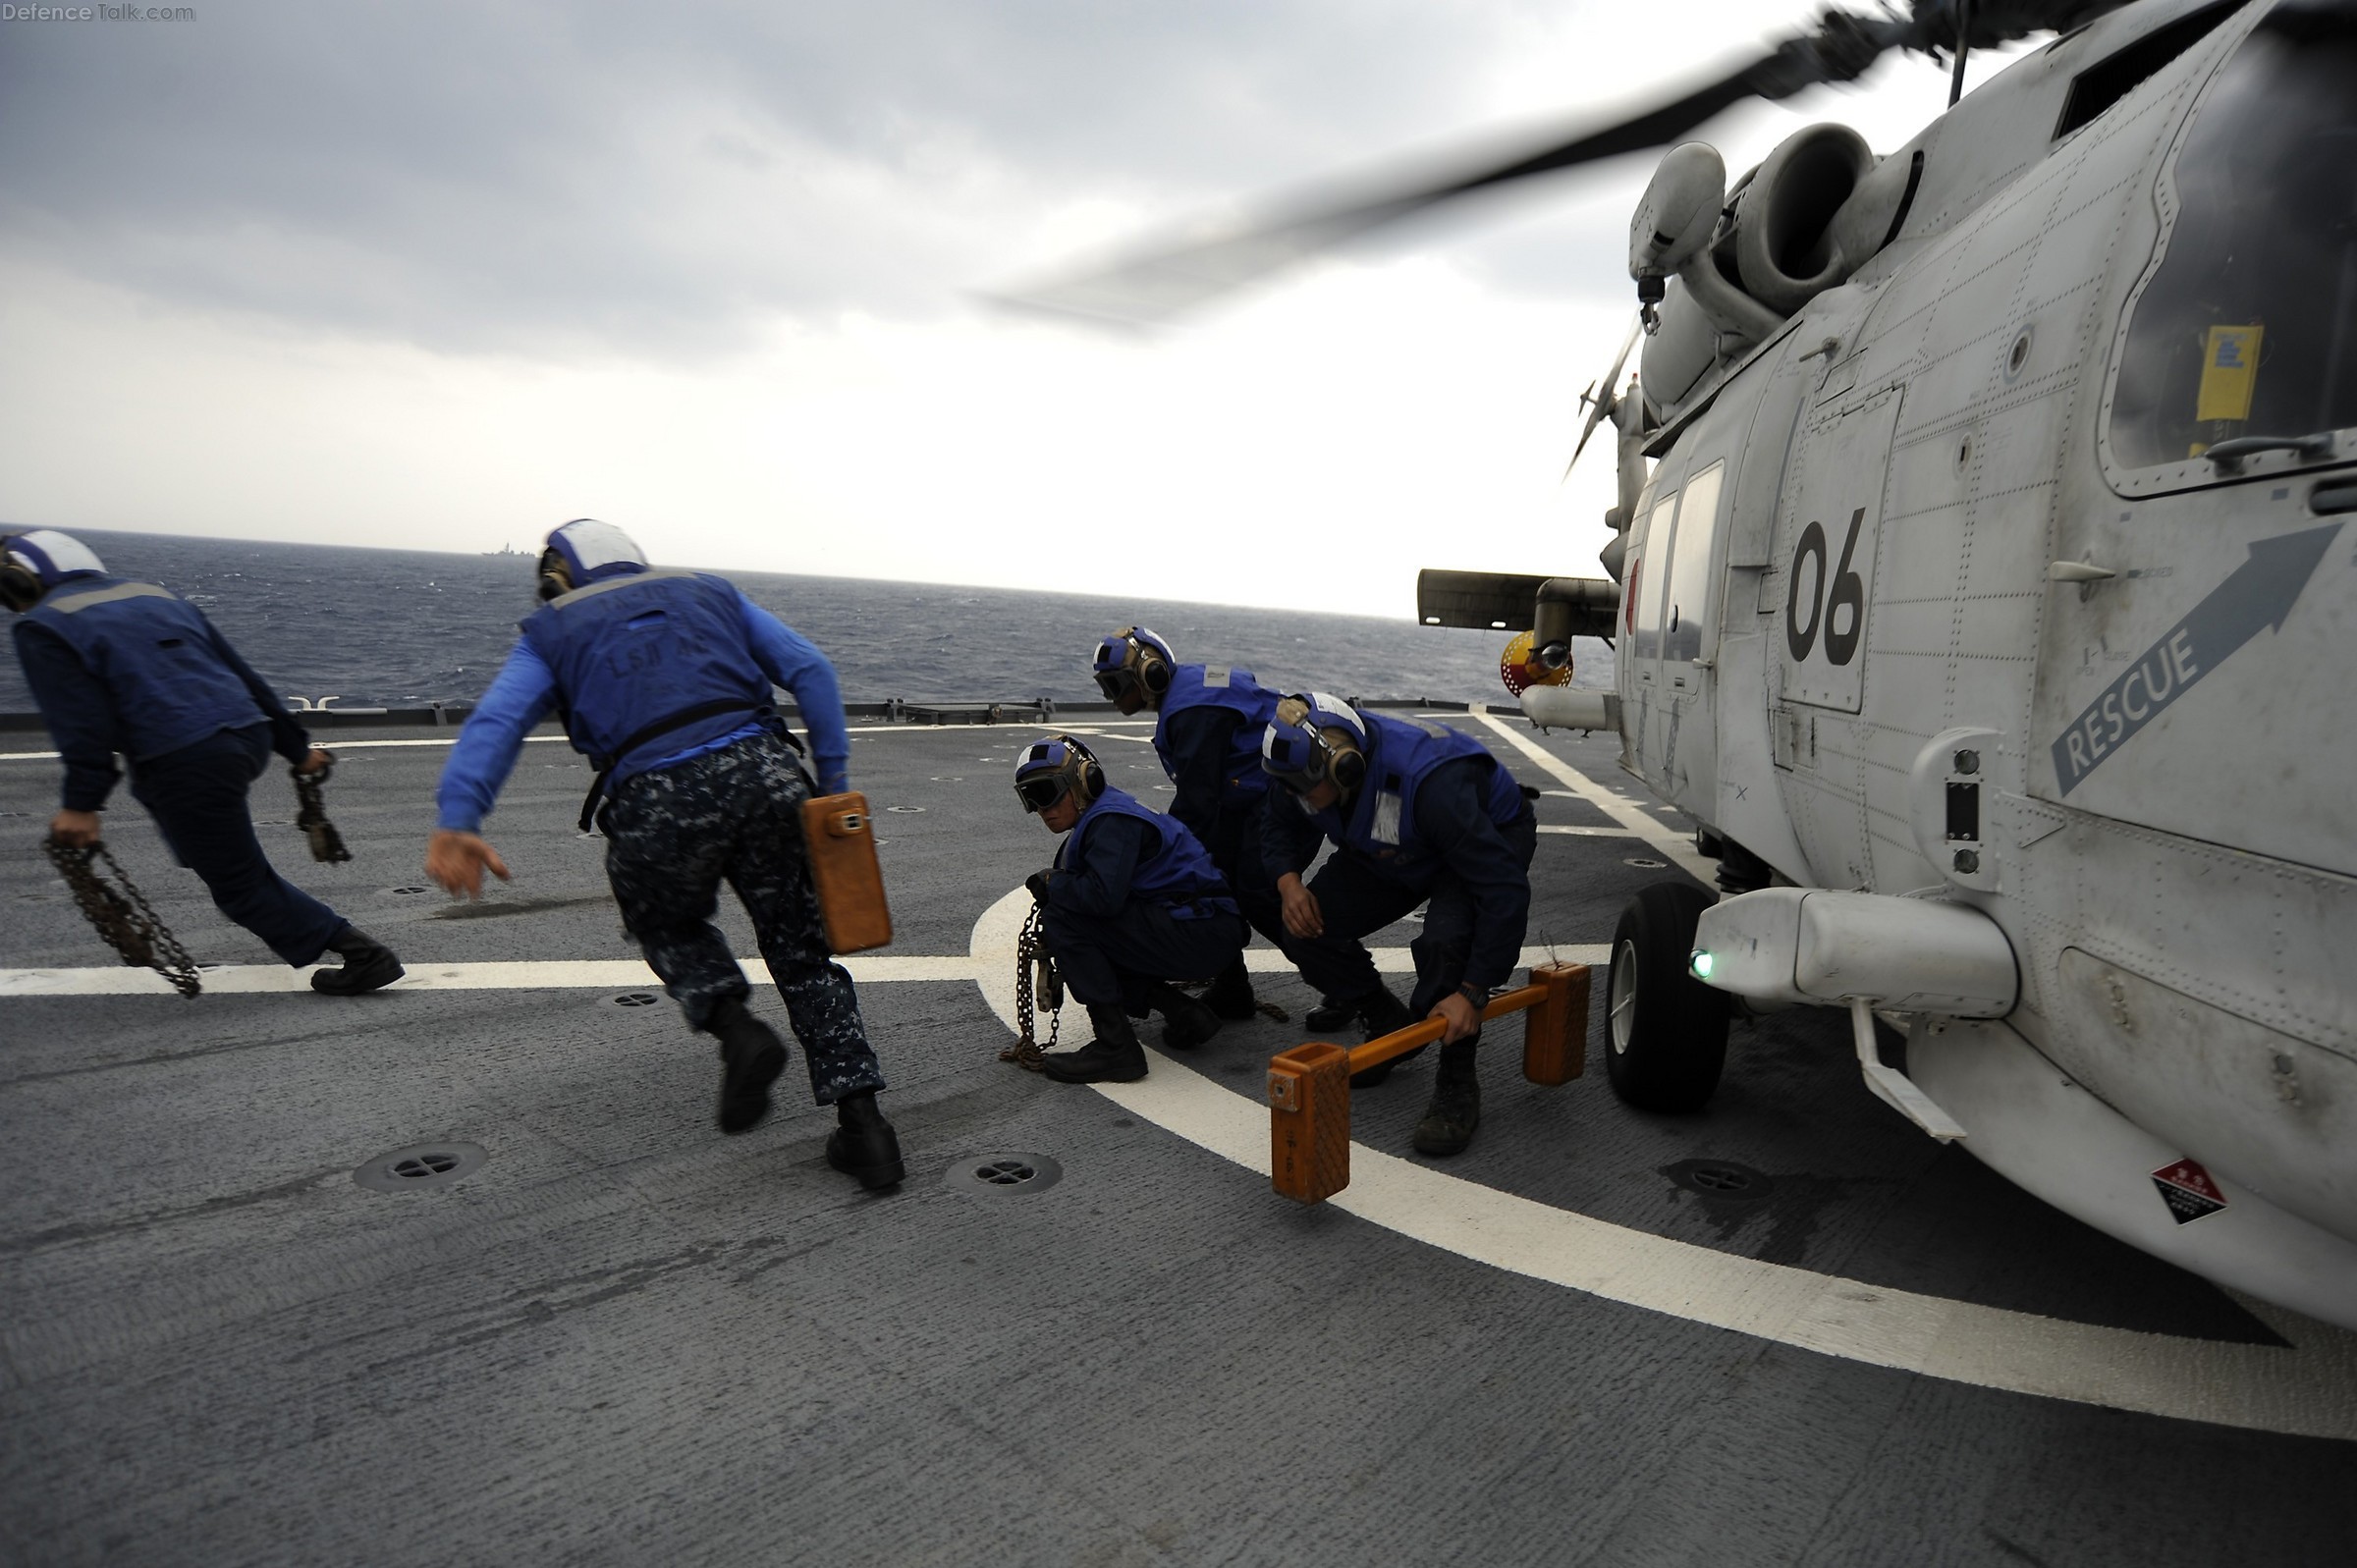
[44,840,203,998]
[999,903,1063,1071]
[292,757,352,863]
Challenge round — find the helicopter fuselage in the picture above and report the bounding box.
[1613,0,2357,1323]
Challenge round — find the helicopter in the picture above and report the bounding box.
[1012,0,2357,1328]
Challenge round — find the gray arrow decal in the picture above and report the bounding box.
[2051,523,2341,796]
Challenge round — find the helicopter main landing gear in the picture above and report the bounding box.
[1605,882,1729,1112]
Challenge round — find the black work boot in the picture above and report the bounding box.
[1411,1040,1483,1156]
[826,1090,905,1190]
[1349,987,1421,1087]
[708,996,788,1135]
[309,926,406,996]
[1202,957,1259,1021]
[1150,981,1224,1051]
[1043,1004,1149,1083]
[1303,996,1353,1032]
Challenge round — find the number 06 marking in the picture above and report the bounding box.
[1786,507,1867,667]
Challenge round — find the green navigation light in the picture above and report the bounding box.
[1689,948,1715,981]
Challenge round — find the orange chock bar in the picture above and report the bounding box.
[1267,961,1594,1206]
[1268,1042,1351,1204]
[1521,962,1592,1086]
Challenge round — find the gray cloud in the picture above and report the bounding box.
[0,1,1824,354]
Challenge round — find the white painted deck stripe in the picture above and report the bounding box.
[1466,704,1720,884]
[0,945,1603,998]
[0,719,1165,762]
[966,883,2357,1440]
[1537,824,1639,838]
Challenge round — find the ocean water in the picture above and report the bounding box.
[0,529,1614,714]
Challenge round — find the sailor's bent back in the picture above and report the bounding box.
[25,578,271,761]
[521,568,778,786]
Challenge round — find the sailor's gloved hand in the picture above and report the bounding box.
[1025,869,1054,905]
[297,747,334,778]
[426,829,513,901]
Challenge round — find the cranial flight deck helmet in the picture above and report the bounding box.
[1014,733,1107,815]
[536,518,649,602]
[0,530,106,614]
[1091,626,1176,708]
[1261,692,1368,799]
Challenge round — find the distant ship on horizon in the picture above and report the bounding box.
[480,543,529,558]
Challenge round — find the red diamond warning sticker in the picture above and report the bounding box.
[2152,1158,2228,1225]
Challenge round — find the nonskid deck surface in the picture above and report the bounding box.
[2,715,2352,1566]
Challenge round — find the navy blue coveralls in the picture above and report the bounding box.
[1039,785,1248,1016]
[1152,663,1287,950]
[1260,713,1537,1021]
[436,567,887,1106]
[12,575,347,964]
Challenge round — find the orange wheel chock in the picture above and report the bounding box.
[1267,962,1590,1205]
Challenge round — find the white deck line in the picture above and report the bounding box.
[0,718,1161,763]
[1466,703,1720,884]
[965,882,2357,1441]
[0,945,1603,998]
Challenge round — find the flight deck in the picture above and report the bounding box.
[2,710,2352,1566]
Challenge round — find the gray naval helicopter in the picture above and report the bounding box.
[1014,0,2357,1327]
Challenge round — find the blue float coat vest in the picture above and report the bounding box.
[1058,785,1232,907]
[1306,712,1521,875]
[520,569,773,786]
[25,577,264,761]
[1153,664,1277,805]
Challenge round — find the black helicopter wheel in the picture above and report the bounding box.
[1605,881,1730,1113]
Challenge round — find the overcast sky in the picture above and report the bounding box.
[0,1,2027,617]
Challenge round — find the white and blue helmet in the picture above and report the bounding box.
[1014,733,1105,814]
[0,529,106,613]
[1260,691,1368,797]
[537,518,648,601]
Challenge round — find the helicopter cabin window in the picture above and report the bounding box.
[1628,488,1679,676]
[2107,16,2357,472]
[1661,461,1726,691]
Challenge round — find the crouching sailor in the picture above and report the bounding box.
[1259,693,1536,1156]
[422,519,904,1187]
[1090,626,1298,1023]
[1014,733,1247,1084]
[2,529,404,993]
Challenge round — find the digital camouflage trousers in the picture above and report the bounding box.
[602,730,887,1106]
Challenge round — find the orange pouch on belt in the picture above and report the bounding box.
[800,791,893,954]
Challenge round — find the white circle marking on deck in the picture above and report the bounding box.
[968,885,2357,1441]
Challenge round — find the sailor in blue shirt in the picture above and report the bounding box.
[1089,626,1294,1019]
[1259,693,1537,1156]
[424,519,902,1187]
[1014,734,1248,1084]
[4,529,404,994]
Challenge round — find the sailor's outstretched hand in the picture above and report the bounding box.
[427,829,511,899]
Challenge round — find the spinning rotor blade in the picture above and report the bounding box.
[997,11,1904,327]
[992,2,2136,328]
[1567,313,1644,479]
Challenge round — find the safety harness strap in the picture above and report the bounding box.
[576,697,771,832]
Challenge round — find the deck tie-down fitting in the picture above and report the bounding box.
[1266,961,1590,1204]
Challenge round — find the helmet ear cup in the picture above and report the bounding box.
[1330,738,1366,791]
[0,561,39,614]
[535,549,572,603]
[1076,752,1105,804]
[1139,653,1172,695]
